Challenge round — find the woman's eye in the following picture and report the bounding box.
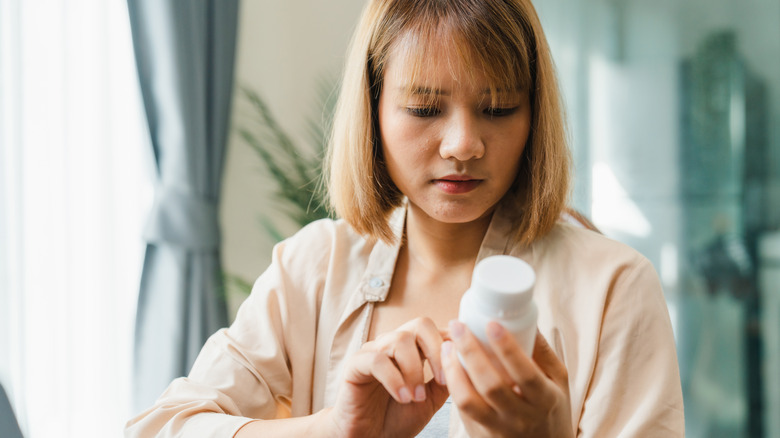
[485,106,518,117]
[406,106,440,117]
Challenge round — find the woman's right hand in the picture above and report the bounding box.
[322,317,450,438]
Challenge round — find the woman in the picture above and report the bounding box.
[126,0,684,436]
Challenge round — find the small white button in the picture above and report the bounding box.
[369,277,384,288]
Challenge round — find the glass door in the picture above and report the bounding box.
[537,0,780,436]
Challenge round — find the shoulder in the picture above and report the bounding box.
[524,222,664,315]
[273,217,374,269]
[258,217,379,305]
[243,217,375,326]
[530,222,652,278]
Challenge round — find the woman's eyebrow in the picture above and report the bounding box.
[401,85,451,97]
[483,87,523,95]
[398,85,523,97]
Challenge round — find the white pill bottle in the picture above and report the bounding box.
[458,255,537,356]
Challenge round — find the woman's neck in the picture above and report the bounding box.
[404,203,494,273]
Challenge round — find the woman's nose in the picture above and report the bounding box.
[439,113,485,162]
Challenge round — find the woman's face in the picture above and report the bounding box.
[377,40,531,226]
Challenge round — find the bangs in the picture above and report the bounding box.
[370,0,535,106]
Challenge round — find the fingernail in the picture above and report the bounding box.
[512,384,522,396]
[487,321,505,340]
[399,386,412,404]
[441,340,453,360]
[414,384,426,402]
[449,320,464,340]
[437,368,447,386]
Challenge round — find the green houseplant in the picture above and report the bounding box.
[225,81,338,296]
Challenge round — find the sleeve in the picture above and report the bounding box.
[577,257,685,437]
[125,234,322,438]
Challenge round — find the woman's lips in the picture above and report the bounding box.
[432,176,482,194]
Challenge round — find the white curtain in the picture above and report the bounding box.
[0,1,151,437]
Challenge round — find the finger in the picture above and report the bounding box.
[531,331,568,388]
[440,340,493,423]
[389,331,427,402]
[398,317,447,386]
[449,320,520,412]
[344,349,414,404]
[485,322,550,401]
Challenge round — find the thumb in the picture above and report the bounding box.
[532,331,568,387]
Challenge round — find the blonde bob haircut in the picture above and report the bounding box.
[326,0,571,245]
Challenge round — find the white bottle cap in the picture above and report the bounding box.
[471,255,535,312]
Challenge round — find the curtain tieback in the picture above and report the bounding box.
[143,186,220,250]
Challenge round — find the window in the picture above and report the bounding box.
[0,1,152,436]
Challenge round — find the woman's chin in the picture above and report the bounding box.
[416,201,496,226]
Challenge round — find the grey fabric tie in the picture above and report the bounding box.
[143,186,220,250]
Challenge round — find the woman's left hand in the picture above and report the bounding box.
[441,320,574,438]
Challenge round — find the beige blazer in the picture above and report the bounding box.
[126,202,684,437]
